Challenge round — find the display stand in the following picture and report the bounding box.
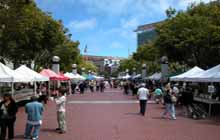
[194,96,220,117]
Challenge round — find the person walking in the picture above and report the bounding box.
[96,81,100,92]
[154,87,163,104]
[54,88,67,134]
[79,82,85,94]
[162,83,177,120]
[137,83,149,116]
[124,81,129,95]
[71,82,77,94]
[100,81,105,93]
[24,96,44,140]
[0,93,18,140]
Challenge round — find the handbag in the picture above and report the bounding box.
[171,95,177,103]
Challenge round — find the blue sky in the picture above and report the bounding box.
[35,0,209,58]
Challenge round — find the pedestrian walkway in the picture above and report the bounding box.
[14,88,220,140]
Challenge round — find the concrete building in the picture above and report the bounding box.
[134,21,162,46]
[82,55,123,73]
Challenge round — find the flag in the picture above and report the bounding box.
[84,45,87,53]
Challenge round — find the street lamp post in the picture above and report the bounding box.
[142,64,147,80]
[52,56,60,88]
[161,56,169,83]
[132,67,136,77]
[72,64,77,74]
[52,56,60,74]
[81,67,85,75]
[126,69,129,75]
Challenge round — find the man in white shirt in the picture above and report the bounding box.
[137,83,149,116]
[55,88,67,134]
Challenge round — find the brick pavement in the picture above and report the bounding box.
[14,88,220,140]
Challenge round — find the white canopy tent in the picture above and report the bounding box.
[64,72,85,80]
[147,72,162,80]
[170,66,204,82]
[184,64,220,82]
[0,63,33,97]
[122,74,131,80]
[94,75,104,80]
[0,63,29,83]
[15,65,49,82]
[0,74,13,82]
[15,65,49,95]
[133,74,141,79]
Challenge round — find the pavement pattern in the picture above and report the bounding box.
[14,88,220,140]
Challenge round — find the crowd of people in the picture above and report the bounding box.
[0,86,69,140]
[120,80,197,120]
[71,80,107,94]
[0,78,204,140]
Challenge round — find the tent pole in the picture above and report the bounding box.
[69,80,71,95]
[48,80,50,96]
[34,81,37,95]
[11,82,14,97]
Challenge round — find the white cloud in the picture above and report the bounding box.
[110,42,124,49]
[80,0,132,15]
[68,18,97,31]
[121,17,140,29]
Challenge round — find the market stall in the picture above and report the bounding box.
[147,72,162,80]
[64,72,85,81]
[0,63,33,101]
[15,65,49,82]
[133,74,141,79]
[170,66,204,81]
[171,65,220,117]
[15,65,49,95]
[184,64,220,82]
[40,69,70,95]
[121,74,131,80]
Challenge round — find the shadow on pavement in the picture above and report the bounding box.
[151,117,163,120]
[195,119,220,126]
[124,112,141,116]
[14,134,24,139]
[41,128,57,133]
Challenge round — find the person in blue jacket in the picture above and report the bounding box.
[24,96,44,140]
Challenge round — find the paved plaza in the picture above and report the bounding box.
[14,88,220,140]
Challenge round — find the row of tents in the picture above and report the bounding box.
[0,62,104,97]
[170,64,220,82]
[0,62,104,83]
[120,64,220,82]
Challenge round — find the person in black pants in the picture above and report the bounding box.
[100,81,105,93]
[71,82,77,94]
[0,93,18,140]
[137,84,149,116]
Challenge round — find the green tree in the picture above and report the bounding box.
[133,42,160,74]
[133,42,160,63]
[118,58,138,74]
[155,1,220,68]
[79,61,97,73]
[53,41,80,72]
[0,0,82,70]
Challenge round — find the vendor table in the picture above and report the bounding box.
[194,96,220,117]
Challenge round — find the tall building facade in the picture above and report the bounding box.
[134,21,162,46]
[82,55,124,73]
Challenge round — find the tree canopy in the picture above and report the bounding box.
[155,1,220,68]
[130,1,220,75]
[0,0,81,71]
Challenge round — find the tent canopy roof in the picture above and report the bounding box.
[184,64,220,82]
[15,65,49,82]
[170,66,204,82]
[0,63,28,82]
[40,69,69,81]
[147,72,162,80]
[64,72,85,80]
